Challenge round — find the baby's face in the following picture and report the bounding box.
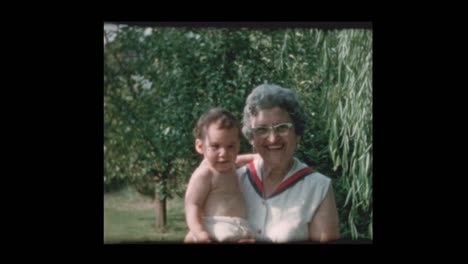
[197,124,240,173]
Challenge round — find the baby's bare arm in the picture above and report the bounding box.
[184,160,212,242]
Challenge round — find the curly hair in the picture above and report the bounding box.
[193,107,240,140]
[241,84,306,140]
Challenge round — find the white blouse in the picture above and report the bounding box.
[237,157,331,242]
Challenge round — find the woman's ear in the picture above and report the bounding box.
[250,140,256,154]
[195,139,204,154]
[295,136,301,149]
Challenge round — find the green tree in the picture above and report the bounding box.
[322,30,373,239]
[104,24,373,239]
[104,26,198,230]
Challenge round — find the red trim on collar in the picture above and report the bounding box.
[248,161,263,192]
[274,166,312,193]
[247,160,313,197]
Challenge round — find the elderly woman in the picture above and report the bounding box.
[237,84,340,243]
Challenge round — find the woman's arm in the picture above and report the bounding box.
[235,153,260,168]
[308,185,340,242]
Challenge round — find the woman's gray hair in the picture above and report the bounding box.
[242,84,306,140]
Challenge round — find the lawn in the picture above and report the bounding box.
[104,186,187,243]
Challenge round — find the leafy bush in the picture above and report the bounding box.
[104,25,372,239]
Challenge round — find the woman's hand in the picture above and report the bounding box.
[235,153,260,168]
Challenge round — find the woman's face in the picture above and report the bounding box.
[250,107,300,167]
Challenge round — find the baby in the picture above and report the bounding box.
[184,107,254,243]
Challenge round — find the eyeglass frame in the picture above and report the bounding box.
[251,122,294,138]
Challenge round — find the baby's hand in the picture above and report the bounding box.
[194,231,212,243]
[237,238,256,243]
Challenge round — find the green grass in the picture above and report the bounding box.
[104,186,187,243]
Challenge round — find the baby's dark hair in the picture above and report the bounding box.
[193,107,241,140]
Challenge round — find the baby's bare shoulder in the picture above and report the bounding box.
[191,160,213,180]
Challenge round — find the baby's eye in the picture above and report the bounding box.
[210,144,219,149]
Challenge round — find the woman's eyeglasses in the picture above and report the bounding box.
[252,123,293,138]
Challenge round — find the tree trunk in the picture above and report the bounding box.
[154,180,167,232]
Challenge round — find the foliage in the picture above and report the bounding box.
[104,25,372,239]
[322,30,373,239]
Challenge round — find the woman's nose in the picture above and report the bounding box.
[266,130,279,143]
